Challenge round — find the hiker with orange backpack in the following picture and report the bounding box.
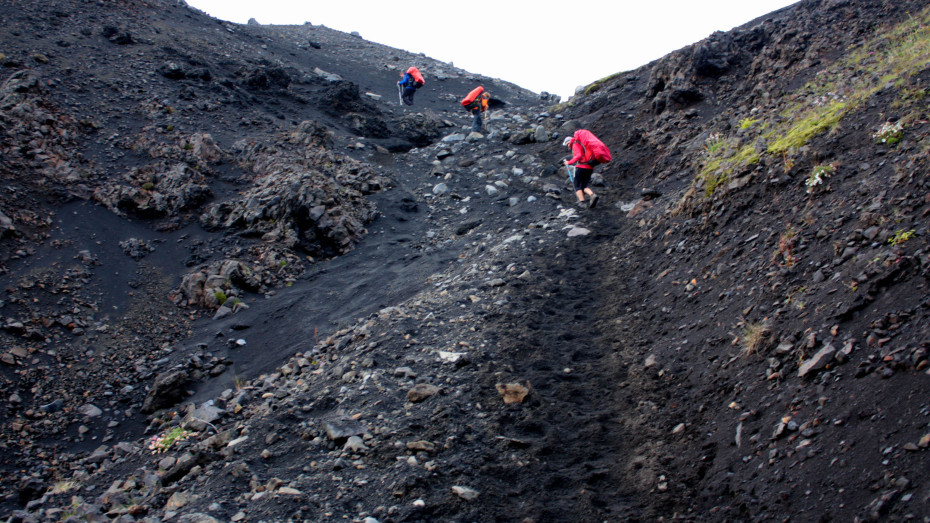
[397,66,425,106]
[461,86,490,133]
[563,129,612,209]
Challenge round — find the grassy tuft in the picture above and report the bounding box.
[767,100,849,155]
[741,322,771,356]
[584,72,624,96]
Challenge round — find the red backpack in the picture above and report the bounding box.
[407,67,425,86]
[461,86,484,108]
[574,129,612,165]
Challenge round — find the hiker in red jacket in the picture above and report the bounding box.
[461,86,490,133]
[564,134,600,209]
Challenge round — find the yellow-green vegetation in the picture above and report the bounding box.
[767,100,849,155]
[888,229,915,245]
[892,84,928,110]
[769,7,930,153]
[699,138,760,196]
[740,322,770,356]
[688,6,930,202]
[584,71,624,96]
[142,182,155,191]
[739,117,759,130]
[214,290,227,305]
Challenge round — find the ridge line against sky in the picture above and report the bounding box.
[185,1,799,100]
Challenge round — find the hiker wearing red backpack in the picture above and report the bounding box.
[398,67,425,106]
[563,129,612,209]
[461,86,490,133]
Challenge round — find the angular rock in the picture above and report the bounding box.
[324,419,366,443]
[78,404,103,418]
[142,370,192,413]
[799,343,836,378]
[343,436,368,453]
[496,382,530,404]
[451,485,479,501]
[407,383,440,403]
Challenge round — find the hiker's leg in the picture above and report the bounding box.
[572,175,584,201]
[574,168,593,200]
[472,109,482,133]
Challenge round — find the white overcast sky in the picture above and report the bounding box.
[185,0,799,99]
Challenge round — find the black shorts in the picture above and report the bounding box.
[572,167,593,192]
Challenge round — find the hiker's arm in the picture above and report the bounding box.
[565,145,583,165]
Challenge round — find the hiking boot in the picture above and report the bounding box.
[588,194,600,209]
[576,200,588,209]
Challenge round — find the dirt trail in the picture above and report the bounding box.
[446,204,680,520]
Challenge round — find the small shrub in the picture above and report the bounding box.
[741,322,770,356]
[703,132,725,155]
[888,229,915,245]
[773,226,797,267]
[215,290,227,305]
[805,164,835,193]
[148,426,196,453]
[142,182,155,191]
[183,142,194,150]
[872,120,903,145]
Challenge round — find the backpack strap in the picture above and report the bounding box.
[577,140,589,163]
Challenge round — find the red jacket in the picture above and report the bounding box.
[566,139,593,169]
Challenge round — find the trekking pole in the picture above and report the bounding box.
[397,83,403,106]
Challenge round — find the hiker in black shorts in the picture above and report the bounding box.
[563,135,600,209]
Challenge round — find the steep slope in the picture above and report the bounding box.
[4,0,930,522]
[537,0,930,519]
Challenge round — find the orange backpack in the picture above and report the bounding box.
[461,86,484,108]
[407,67,425,86]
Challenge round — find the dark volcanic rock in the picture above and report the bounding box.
[142,370,193,413]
